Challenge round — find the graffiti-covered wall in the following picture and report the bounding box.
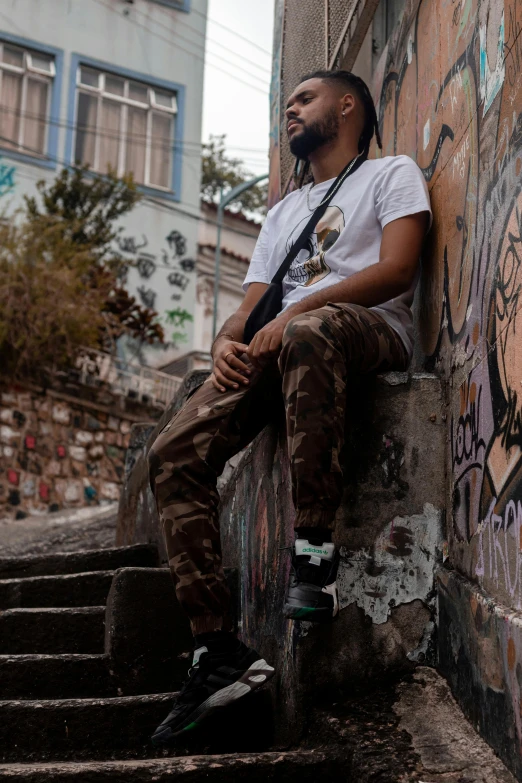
[275,0,522,618]
[372,0,522,773]
[372,0,521,606]
[273,0,522,772]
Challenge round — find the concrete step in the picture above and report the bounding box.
[0,751,345,782]
[0,654,115,700]
[0,608,105,654]
[0,692,174,764]
[304,666,516,783]
[0,571,115,609]
[0,689,273,763]
[0,545,159,580]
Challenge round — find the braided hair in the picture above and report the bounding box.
[292,70,382,188]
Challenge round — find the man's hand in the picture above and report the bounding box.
[246,314,292,370]
[211,338,251,393]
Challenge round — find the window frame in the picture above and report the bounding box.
[66,55,185,202]
[74,67,177,190]
[0,33,63,170]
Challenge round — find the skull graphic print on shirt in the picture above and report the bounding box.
[285,205,345,288]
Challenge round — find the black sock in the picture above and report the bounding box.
[194,630,239,654]
[295,527,332,546]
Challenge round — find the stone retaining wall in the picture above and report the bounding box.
[0,382,160,520]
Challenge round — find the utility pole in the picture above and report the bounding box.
[211,173,269,342]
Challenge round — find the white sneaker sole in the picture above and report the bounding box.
[174,658,275,737]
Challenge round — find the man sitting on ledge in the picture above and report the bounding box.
[148,69,431,744]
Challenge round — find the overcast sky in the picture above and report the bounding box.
[201,0,275,176]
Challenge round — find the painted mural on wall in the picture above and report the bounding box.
[116,227,195,349]
[373,0,522,766]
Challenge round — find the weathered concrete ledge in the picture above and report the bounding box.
[0,750,347,781]
[116,371,210,559]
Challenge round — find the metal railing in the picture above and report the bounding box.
[74,348,182,409]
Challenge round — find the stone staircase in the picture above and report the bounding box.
[0,545,175,762]
[0,543,347,781]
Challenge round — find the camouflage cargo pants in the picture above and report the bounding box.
[149,303,408,635]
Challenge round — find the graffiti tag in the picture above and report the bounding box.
[167,271,189,291]
[0,157,16,197]
[117,234,148,254]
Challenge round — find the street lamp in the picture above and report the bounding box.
[211,173,269,341]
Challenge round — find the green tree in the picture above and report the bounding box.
[25,165,139,256]
[0,166,165,383]
[201,134,267,216]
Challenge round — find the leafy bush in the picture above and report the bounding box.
[0,166,165,383]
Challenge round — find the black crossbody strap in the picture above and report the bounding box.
[271,153,366,285]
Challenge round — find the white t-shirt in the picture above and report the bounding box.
[243,155,431,359]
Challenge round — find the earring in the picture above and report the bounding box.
[342,111,346,120]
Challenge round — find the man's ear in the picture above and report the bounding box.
[341,92,356,116]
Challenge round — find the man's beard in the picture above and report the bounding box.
[289,107,340,160]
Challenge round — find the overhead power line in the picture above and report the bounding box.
[141,0,273,58]
[92,0,270,96]
[130,5,272,77]
[143,194,263,234]
[190,6,273,57]
[0,126,268,170]
[130,3,271,84]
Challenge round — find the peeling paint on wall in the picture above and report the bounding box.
[337,503,443,624]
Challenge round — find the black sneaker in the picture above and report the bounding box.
[151,640,275,745]
[284,538,340,622]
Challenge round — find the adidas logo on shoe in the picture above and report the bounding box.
[301,546,330,556]
[295,540,335,561]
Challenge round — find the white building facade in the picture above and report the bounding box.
[0,0,207,368]
[195,202,260,353]
[159,201,260,377]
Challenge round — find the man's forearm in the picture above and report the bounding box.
[213,281,269,350]
[282,258,414,320]
[214,311,248,345]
